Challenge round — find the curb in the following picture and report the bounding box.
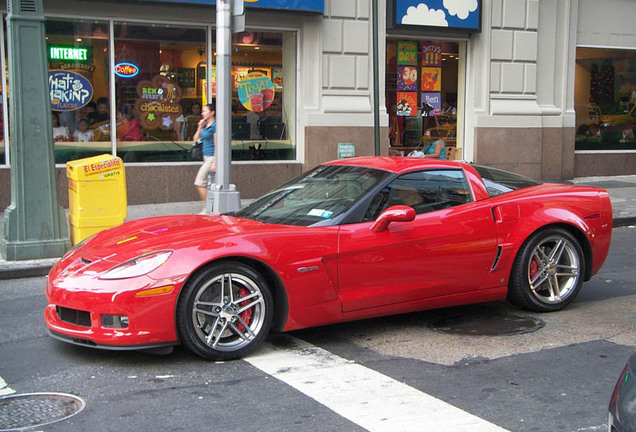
[1,218,634,280]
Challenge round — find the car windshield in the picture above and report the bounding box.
[235,164,392,226]
[472,164,542,197]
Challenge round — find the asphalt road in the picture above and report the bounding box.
[1,226,635,432]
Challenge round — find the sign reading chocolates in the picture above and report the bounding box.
[238,71,275,112]
[134,75,183,130]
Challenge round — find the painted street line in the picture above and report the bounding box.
[0,376,15,396]
[246,336,510,432]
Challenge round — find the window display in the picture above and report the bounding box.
[45,20,110,163]
[41,19,295,164]
[575,47,636,150]
[386,38,459,159]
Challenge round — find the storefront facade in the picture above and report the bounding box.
[1,0,635,209]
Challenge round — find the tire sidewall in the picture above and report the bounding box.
[177,261,273,360]
[509,227,585,312]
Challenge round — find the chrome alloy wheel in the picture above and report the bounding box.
[192,272,266,352]
[527,234,581,305]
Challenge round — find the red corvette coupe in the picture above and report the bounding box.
[45,157,613,360]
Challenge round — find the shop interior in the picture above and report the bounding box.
[386,38,459,159]
[575,47,636,150]
[5,20,293,165]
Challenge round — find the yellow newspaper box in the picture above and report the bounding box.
[67,154,127,245]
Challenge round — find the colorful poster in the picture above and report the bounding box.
[397,41,417,65]
[49,70,93,111]
[397,92,418,117]
[397,66,418,91]
[238,71,276,112]
[134,75,183,130]
[421,67,441,91]
[272,69,283,90]
[421,92,442,116]
[421,41,442,66]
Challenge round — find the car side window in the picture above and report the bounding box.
[365,169,472,220]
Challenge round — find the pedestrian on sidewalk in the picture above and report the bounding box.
[193,102,216,214]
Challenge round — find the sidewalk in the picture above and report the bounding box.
[1,177,636,279]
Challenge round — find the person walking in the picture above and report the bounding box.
[192,103,216,214]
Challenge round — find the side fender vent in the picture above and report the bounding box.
[491,246,503,271]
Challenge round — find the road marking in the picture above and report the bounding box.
[245,336,510,432]
[0,376,15,396]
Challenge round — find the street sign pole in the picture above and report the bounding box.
[210,0,242,214]
[1,0,70,260]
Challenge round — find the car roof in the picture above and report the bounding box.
[325,156,467,174]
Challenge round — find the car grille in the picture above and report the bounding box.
[56,306,91,327]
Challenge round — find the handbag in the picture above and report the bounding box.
[189,139,203,161]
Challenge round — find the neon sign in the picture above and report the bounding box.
[49,46,92,62]
[115,62,139,78]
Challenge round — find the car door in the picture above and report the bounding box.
[337,169,499,313]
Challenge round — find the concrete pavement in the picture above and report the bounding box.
[1,175,636,279]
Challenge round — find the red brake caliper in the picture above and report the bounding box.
[237,288,253,332]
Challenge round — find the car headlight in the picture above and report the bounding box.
[100,251,173,280]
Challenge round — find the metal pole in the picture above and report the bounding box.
[210,0,241,213]
[1,0,70,260]
[372,0,381,156]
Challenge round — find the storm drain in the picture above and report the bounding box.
[429,310,545,336]
[0,392,85,431]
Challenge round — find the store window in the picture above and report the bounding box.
[113,22,207,162]
[230,31,295,161]
[45,20,110,164]
[44,19,296,164]
[386,39,460,160]
[575,47,636,150]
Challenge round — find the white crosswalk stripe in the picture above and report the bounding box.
[246,336,510,432]
[0,376,15,396]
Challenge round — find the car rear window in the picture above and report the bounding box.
[472,165,542,197]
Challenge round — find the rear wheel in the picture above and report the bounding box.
[177,261,273,360]
[508,228,585,312]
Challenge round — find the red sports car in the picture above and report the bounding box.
[45,157,613,360]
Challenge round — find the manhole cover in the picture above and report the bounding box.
[0,392,85,431]
[429,311,544,336]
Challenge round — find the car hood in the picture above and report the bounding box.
[62,214,274,269]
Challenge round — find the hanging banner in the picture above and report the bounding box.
[421,41,442,66]
[421,67,441,91]
[421,92,441,116]
[397,66,418,91]
[396,92,418,117]
[397,41,418,66]
[238,71,275,112]
[49,70,93,111]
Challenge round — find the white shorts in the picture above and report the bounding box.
[194,156,216,187]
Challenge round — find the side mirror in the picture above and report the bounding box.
[370,205,416,232]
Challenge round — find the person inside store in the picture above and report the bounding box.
[193,102,216,214]
[185,101,202,141]
[89,97,110,125]
[89,97,111,140]
[418,130,446,159]
[73,118,94,142]
[51,112,70,142]
[116,105,142,142]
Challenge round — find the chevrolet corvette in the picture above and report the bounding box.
[45,157,613,360]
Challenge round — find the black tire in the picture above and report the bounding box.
[177,261,273,360]
[508,228,585,312]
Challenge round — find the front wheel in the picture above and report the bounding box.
[508,228,585,312]
[177,261,273,360]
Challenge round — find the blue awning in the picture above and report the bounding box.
[132,0,324,14]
